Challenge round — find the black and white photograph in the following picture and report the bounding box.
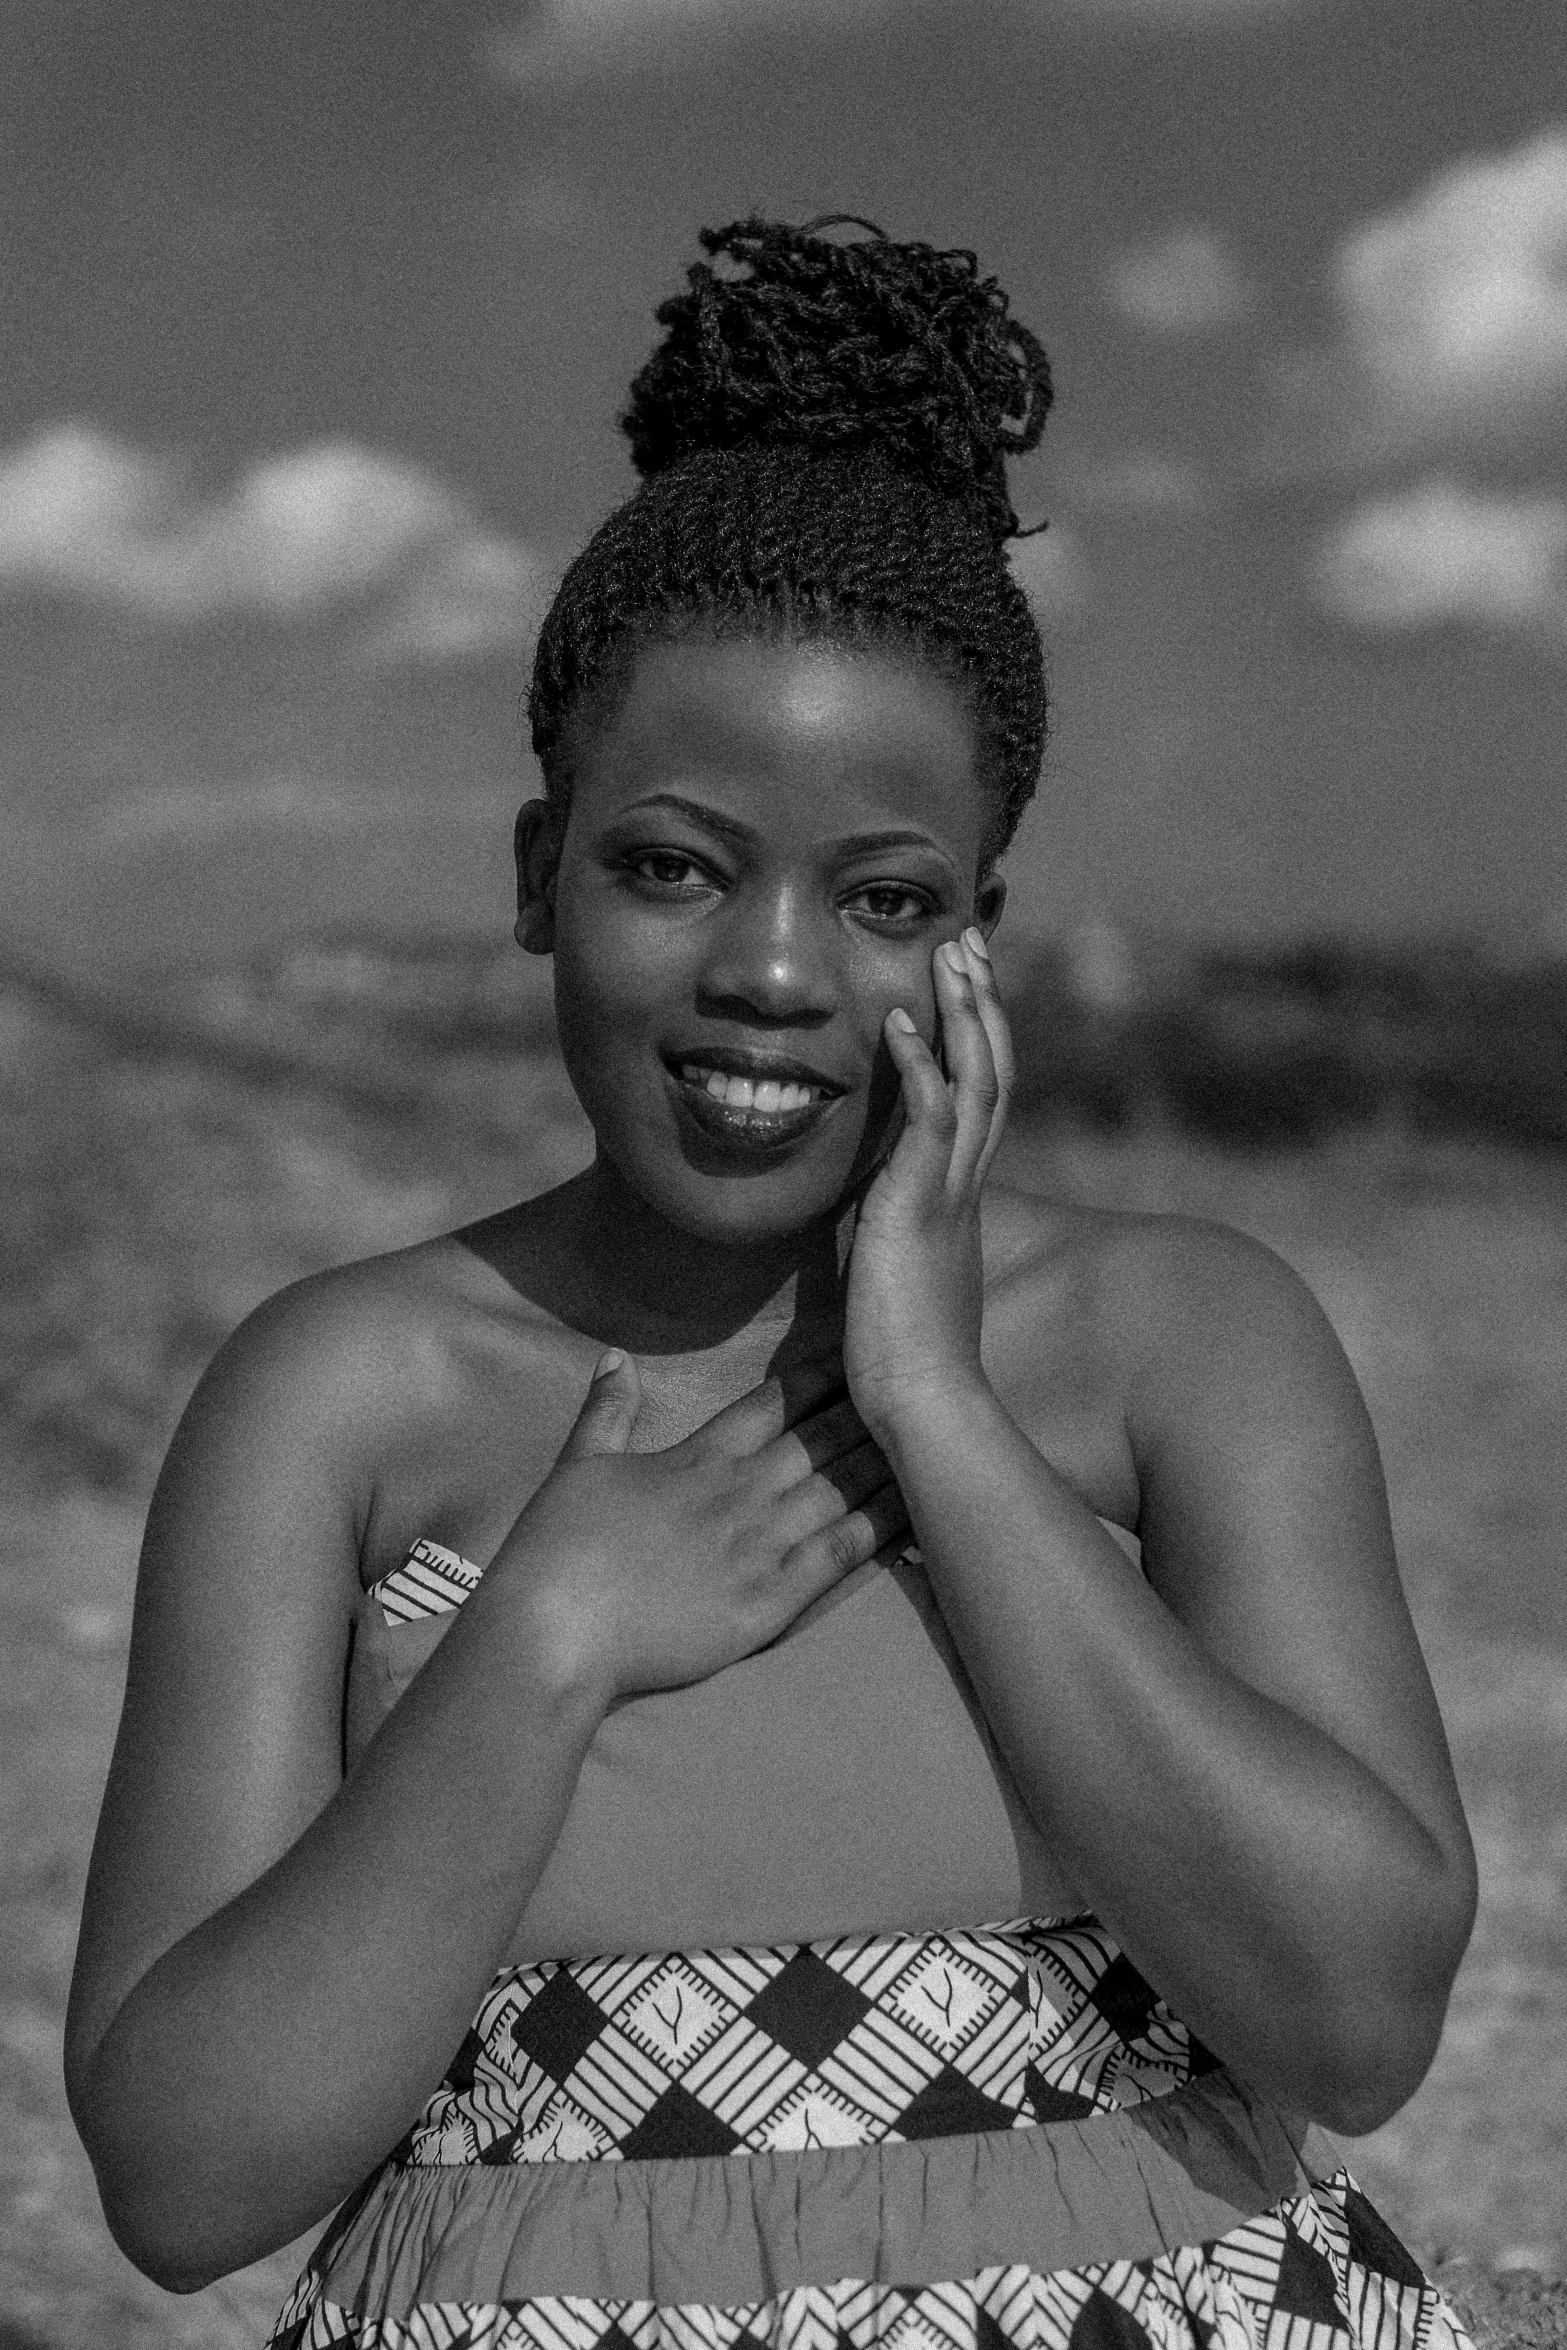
[2,4,1565,2345]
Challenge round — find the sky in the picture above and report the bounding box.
[2,0,1565,978]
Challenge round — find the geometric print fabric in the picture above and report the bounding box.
[374,1539,484,1628]
[268,2166,1476,2350]
[400,1917,1220,2168]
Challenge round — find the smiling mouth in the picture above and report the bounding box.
[666,1059,842,1154]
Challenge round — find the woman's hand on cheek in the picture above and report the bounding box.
[844,929,1013,1448]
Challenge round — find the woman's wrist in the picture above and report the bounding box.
[860,1361,1001,1476]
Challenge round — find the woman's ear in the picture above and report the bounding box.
[975,870,1007,940]
[514,799,562,956]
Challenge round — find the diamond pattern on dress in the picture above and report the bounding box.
[1020,1922,1199,2113]
[617,1960,739,2071]
[742,1952,873,2070]
[885,1945,1013,2056]
[268,2169,1476,2350]
[514,1971,610,2083]
[892,2066,1024,2141]
[404,1920,1213,2167]
[619,2084,745,2162]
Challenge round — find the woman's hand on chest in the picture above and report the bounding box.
[478,1345,909,1704]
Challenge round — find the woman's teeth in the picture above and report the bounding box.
[681,1065,821,1113]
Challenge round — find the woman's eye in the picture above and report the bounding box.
[847,884,933,924]
[624,850,717,892]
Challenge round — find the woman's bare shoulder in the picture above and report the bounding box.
[984,1179,1328,1364]
[199,1235,482,1415]
[165,1223,577,1542]
[978,1184,1318,1526]
[216,1221,569,1397]
[980,1180,1360,1490]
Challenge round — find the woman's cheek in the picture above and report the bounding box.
[553,900,659,1030]
[550,960,649,1134]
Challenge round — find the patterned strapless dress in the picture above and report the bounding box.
[267,1533,1473,2350]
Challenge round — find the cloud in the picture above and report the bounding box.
[490,0,871,79]
[366,534,558,667]
[1276,127,1567,466]
[1007,524,1090,624]
[0,426,547,660]
[491,0,1299,81]
[1104,227,1253,335]
[1310,478,1567,644]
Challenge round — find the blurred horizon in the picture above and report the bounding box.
[2,0,1566,980]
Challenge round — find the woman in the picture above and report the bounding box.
[66,217,1479,2350]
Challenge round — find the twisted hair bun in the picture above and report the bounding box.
[532,215,1055,864]
[621,216,1053,541]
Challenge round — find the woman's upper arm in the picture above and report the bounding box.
[66,1277,371,2089]
[1126,1221,1475,1895]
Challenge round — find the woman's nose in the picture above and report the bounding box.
[695,882,836,1023]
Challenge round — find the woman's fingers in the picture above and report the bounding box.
[929,936,1004,1193]
[783,1476,911,1601]
[882,932,1011,1204]
[773,1437,896,1545]
[881,1006,961,1197]
[555,1351,643,1463]
[958,929,1015,1183]
[689,1346,846,1461]
[761,1395,870,1488]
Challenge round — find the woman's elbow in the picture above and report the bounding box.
[1310,1950,1470,2136]
[1315,2039,1437,2152]
[1286,1882,1475,2136]
[99,2190,234,2297]
[68,2068,244,2294]
[75,2120,239,2294]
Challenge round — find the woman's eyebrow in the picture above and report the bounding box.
[618,792,954,863]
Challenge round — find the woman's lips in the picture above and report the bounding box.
[665,1062,839,1155]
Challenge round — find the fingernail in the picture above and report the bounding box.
[593,1349,625,1378]
[938,940,964,970]
[964,926,989,960]
[888,1007,917,1033]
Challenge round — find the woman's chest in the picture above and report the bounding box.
[349,1538,1087,1957]
[362,1304,1137,1586]
[350,1282,1129,1951]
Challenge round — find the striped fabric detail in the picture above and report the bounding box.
[267,2167,1475,2350]
[398,1916,1218,2168]
[374,1541,485,1628]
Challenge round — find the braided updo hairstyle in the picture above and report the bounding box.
[528,215,1054,868]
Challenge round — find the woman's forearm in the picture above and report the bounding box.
[73,1570,610,2292]
[876,1375,1466,2133]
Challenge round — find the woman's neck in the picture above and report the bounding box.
[490,1151,856,1364]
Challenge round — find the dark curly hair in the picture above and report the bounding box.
[528,215,1054,867]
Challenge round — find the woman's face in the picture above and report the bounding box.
[519,630,1004,1246]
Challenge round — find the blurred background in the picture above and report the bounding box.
[3,0,1567,2342]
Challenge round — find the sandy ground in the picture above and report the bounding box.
[3,1005,1566,2344]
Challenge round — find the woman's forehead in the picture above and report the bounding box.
[569,632,986,857]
